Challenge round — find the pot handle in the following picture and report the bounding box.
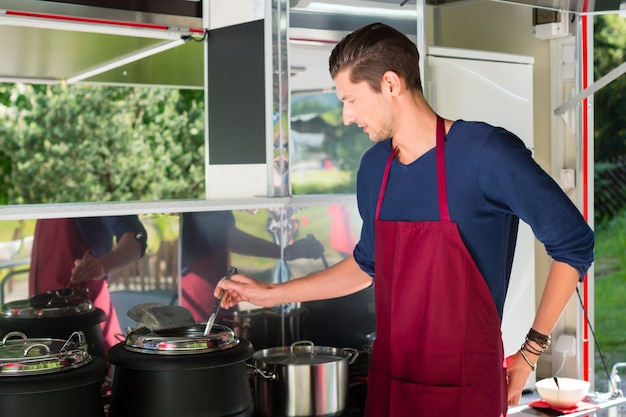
[290,340,315,355]
[247,363,278,381]
[23,343,50,356]
[342,347,360,365]
[1,331,27,345]
[59,331,86,352]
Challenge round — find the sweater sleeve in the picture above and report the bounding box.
[478,128,594,280]
[353,143,389,278]
[103,216,148,257]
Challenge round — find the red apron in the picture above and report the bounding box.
[180,249,230,322]
[365,116,507,417]
[29,218,123,352]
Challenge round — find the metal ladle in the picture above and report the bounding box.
[203,266,237,336]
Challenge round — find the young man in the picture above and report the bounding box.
[216,23,594,416]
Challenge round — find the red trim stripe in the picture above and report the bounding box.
[580,6,591,383]
[4,10,204,33]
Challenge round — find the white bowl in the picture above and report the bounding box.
[535,377,591,409]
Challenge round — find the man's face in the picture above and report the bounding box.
[334,69,393,143]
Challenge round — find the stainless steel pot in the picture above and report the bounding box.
[250,340,359,417]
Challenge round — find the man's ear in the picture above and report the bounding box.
[381,70,402,96]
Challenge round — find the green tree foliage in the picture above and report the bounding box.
[593,15,626,224]
[0,83,19,205]
[0,84,205,204]
[594,14,626,160]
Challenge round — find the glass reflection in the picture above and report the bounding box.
[290,91,373,194]
[0,215,179,336]
[177,204,371,350]
[29,216,148,352]
[288,1,418,195]
[0,219,33,305]
[179,208,327,324]
[0,201,373,351]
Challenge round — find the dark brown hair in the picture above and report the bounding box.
[329,22,422,93]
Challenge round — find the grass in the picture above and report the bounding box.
[593,211,626,389]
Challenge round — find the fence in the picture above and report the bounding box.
[595,155,626,224]
[108,238,178,292]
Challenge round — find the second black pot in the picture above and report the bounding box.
[0,355,107,417]
[0,308,106,359]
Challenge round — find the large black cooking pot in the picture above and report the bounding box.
[107,323,254,417]
[0,289,106,359]
[0,331,107,417]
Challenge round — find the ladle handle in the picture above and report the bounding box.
[203,266,237,336]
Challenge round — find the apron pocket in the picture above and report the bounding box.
[366,367,474,417]
[391,379,473,417]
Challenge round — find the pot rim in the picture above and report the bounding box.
[253,340,359,366]
[123,323,239,355]
[108,338,254,370]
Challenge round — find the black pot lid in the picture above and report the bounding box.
[124,324,239,355]
[0,331,92,376]
[0,288,94,317]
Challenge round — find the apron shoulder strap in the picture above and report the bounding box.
[436,115,451,222]
[375,147,397,220]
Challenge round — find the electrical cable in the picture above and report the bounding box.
[182,28,208,42]
[576,286,618,394]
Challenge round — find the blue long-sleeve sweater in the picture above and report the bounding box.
[353,120,594,319]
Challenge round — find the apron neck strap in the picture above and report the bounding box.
[436,115,450,222]
[375,147,397,220]
[375,115,450,222]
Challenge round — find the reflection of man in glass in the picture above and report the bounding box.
[29,216,148,352]
[179,211,323,323]
[273,123,289,195]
